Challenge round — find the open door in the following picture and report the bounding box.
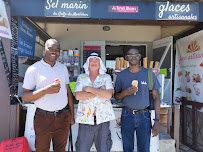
[81,40,106,68]
[153,36,173,106]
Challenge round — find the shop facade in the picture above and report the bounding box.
[1,0,203,151]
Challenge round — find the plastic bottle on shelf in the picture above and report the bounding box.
[73,67,79,76]
[74,48,79,66]
[68,49,74,56]
[68,49,74,65]
[57,50,63,63]
[63,51,68,66]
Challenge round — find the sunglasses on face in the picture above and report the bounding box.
[127,54,141,58]
[46,47,60,53]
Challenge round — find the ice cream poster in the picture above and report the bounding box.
[0,0,12,39]
[174,30,203,108]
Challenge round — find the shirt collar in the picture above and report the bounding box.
[41,59,58,67]
[86,73,102,77]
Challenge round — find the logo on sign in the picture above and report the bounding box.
[109,5,139,13]
[179,40,202,65]
[186,40,200,53]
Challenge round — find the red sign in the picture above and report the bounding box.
[0,137,31,152]
[83,46,101,51]
[108,5,139,13]
[152,68,160,75]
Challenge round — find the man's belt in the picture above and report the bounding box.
[123,106,149,115]
[36,105,70,115]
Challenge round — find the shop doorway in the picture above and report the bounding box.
[105,43,147,69]
[152,36,173,106]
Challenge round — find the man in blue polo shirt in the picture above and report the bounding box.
[115,47,161,152]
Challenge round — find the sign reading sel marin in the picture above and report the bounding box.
[44,0,91,18]
[155,1,199,21]
[18,17,36,58]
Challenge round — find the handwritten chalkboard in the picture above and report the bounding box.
[83,46,101,65]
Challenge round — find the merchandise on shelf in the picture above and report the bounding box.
[57,50,63,63]
[73,68,79,76]
[63,51,69,66]
[74,48,79,66]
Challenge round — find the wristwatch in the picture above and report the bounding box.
[153,118,160,122]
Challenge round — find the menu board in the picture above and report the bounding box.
[83,46,101,65]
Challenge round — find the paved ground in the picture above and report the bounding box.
[179,143,197,152]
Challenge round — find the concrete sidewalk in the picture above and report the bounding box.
[179,143,196,152]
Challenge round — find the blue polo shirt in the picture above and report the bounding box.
[115,67,161,110]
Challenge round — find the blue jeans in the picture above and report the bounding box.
[121,108,151,152]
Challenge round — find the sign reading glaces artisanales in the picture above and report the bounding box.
[155,1,199,21]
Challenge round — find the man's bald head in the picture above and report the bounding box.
[45,39,60,48]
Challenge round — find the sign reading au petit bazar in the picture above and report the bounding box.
[44,0,91,18]
[155,1,199,21]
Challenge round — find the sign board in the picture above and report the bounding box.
[44,0,91,18]
[18,17,36,58]
[0,0,12,39]
[174,30,203,108]
[83,46,101,65]
[108,5,139,13]
[155,1,199,21]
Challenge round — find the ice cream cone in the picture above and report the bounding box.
[154,61,159,69]
[149,61,154,69]
[54,78,61,84]
[143,57,147,68]
[132,80,138,95]
[115,57,120,70]
[120,57,124,69]
[124,60,127,69]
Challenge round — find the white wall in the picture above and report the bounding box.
[37,23,162,50]
[161,25,194,38]
[35,23,194,67]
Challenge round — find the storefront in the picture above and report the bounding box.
[1,0,203,151]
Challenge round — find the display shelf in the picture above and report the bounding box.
[60,50,80,82]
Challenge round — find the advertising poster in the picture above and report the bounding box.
[174,30,203,108]
[18,17,36,58]
[0,0,12,39]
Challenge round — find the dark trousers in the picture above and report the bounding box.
[76,121,112,152]
[34,110,71,152]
